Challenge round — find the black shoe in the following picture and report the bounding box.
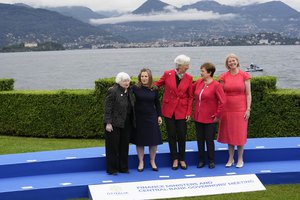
[107,171,118,175]
[180,161,187,170]
[197,162,205,168]
[149,163,158,171]
[171,165,178,170]
[119,169,129,173]
[137,168,144,172]
[208,163,215,169]
[180,165,188,170]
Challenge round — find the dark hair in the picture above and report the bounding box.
[137,68,153,89]
[201,62,216,77]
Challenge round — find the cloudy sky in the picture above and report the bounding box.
[0,0,300,12]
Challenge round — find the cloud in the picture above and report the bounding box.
[90,9,237,25]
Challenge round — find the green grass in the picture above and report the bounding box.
[0,135,103,154]
[171,184,300,199]
[1,135,299,200]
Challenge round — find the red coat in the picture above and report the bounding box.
[155,70,193,120]
[193,79,226,123]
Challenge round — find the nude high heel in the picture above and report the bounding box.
[225,160,234,168]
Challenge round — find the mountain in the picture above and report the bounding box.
[182,0,299,19]
[100,0,300,42]
[239,1,300,19]
[14,3,32,8]
[180,0,237,14]
[96,10,122,18]
[46,6,106,23]
[132,0,176,14]
[0,3,127,48]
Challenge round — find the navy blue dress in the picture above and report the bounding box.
[131,85,163,146]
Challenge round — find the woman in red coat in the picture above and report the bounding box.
[155,54,193,170]
[193,62,225,169]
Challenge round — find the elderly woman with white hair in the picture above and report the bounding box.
[155,54,193,170]
[104,72,135,175]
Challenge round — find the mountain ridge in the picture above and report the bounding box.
[99,0,300,42]
[0,3,126,48]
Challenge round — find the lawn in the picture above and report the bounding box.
[0,135,102,154]
[1,135,299,200]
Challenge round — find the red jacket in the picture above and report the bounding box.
[193,79,226,123]
[155,70,193,120]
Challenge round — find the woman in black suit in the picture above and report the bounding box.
[104,72,135,175]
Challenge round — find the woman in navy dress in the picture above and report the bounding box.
[131,68,163,172]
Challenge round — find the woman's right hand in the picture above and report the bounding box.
[106,123,113,132]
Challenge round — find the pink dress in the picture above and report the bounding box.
[217,70,251,146]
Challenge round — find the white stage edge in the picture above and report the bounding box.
[89,174,265,200]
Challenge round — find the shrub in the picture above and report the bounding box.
[0,78,14,91]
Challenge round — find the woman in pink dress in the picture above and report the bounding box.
[217,54,252,168]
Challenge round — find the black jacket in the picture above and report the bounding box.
[104,84,135,128]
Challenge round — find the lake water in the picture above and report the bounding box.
[0,46,299,90]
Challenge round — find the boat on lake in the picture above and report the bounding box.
[245,63,263,72]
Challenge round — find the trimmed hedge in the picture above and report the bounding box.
[0,78,14,91]
[249,89,300,138]
[0,76,299,139]
[0,90,102,138]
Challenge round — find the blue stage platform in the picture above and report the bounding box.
[0,137,299,200]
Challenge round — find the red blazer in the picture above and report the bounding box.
[155,69,193,120]
[193,79,226,123]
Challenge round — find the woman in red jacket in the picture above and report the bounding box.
[193,62,226,169]
[155,54,193,170]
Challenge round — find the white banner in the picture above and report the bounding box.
[89,174,265,200]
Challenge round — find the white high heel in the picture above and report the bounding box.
[225,160,234,168]
[236,161,244,168]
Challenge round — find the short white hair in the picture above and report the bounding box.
[115,72,131,84]
[174,54,190,67]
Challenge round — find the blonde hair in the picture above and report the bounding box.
[225,53,240,70]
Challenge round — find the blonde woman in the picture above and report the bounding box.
[217,54,252,168]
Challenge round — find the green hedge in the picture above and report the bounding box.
[0,76,299,139]
[0,90,102,138]
[249,89,300,138]
[0,78,14,91]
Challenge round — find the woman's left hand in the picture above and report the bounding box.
[185,115,191,122]
[158,116,163,125]
[244,109,250,120]
[212,116,220,123]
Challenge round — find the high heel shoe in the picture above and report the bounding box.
[197,162,205,168]
[225,160,234,168]
[171,165,178,170]
[236,161,244,168]
[137,163,144,172]
[137,168,144,172]
[149,163,158,171]
[179,161,187,170]
[208,162,215,169]
[172,160,178,170]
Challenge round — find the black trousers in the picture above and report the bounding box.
[195,122,216,163]
[165,116,187,161]
[105,116,132,174]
